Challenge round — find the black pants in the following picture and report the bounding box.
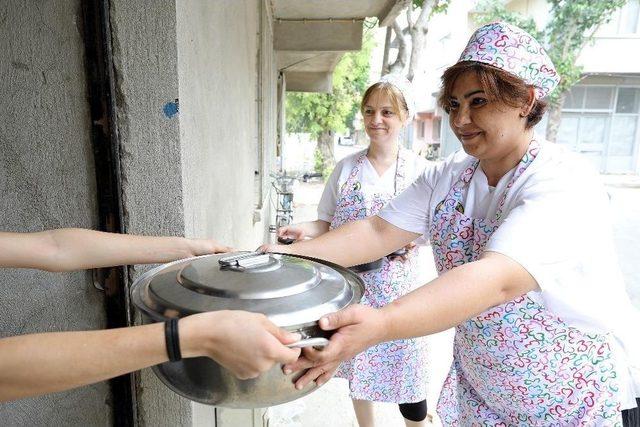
[623,398,640,427]
[398,399,427,422]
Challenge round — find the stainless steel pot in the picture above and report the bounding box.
[130,251,364,408]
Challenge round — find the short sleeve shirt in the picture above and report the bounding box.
[317,148,429,223]
[378,140,640,405]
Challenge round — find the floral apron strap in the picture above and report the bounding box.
[338,151,368,198]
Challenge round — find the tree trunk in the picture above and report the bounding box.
[316,130,335,174]
[388,20,409,75]
[381,26,392,76]
[407,1,434,82]
[545,92,567,142]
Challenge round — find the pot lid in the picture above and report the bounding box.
[130,252,364,327]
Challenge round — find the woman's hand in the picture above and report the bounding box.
[282,305,388,389]
[180,311,301,380]
[277,225,306,243]
[387,242,417,262]
[188,238,234,256]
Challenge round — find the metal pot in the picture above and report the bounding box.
[130,251,364,408]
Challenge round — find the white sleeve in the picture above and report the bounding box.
[485,166,607,292]
[316,163,342,222]
[377,165,437,237]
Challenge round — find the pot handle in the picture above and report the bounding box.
[286,337,330,349]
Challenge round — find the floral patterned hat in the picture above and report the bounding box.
[458,21,560,99]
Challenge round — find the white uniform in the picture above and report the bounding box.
[317,148,428,222]
[378,139,640,409]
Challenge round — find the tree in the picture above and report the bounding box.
[476,0,627,142]
[286,31,373,175]
[382,0,451,81]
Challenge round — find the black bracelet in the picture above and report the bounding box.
[164,318,182,362]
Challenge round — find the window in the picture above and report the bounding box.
[432,117,442,141]
[558,85,640,172]
[610,116,637,155]
[418,121,425,139]
[563,86,614,111]
[584,87,613,110]
[557,114,579,146]
[616,88,640,113]
[563,87,585,109]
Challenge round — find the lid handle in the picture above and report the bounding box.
[219,252,271,270]
[286,337,329,349]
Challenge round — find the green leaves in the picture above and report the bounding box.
[413,0,451,16]
[286,32,375,139]
[475,0,626,107]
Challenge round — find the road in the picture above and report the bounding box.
[608,184,640,308]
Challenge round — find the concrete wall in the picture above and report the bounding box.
[177,0,276,248]
[175,0,261,423]
[0,0,110,425]
[176,0,277,422]
[1,0,282,425]
[579,38,640,73]
[507,0,640,74]
[108,0,193,425]
[111,0,279,425]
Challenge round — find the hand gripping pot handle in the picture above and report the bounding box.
[286,337,329,349]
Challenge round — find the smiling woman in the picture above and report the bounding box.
[264,21,640,426]
[274,74,430,427]
[438,62,549,186]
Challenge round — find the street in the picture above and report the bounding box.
[607,183,640,308]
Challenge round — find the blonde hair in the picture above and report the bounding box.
[360,82,409,122]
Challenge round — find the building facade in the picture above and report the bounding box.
[413,0,640,174]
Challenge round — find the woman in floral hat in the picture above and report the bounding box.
[277,75,430,426]
[265,22,640,425]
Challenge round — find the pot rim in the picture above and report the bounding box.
[130,252,365,328]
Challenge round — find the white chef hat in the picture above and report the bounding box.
[376,73,416,120]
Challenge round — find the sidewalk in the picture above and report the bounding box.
[267,180,453,427]
[600,173,640,188]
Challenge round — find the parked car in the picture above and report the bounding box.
[302,171,323,182]
[338,136,355,146]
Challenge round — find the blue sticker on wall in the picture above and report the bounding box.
[163,99,179,118]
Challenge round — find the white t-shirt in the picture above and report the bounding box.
[317,148,429,223]
[318,148,432,285]
[378,139,640,409]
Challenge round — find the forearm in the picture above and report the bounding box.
[379,252,539,341]
[295,220,330,238]
[0,323,169,401]
[42,229,202,271]
[275,217,417,267]
[0,311,300,402]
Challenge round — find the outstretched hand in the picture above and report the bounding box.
[388,242,417,262]
[282,304,387,389]
[181,311,301,380]
[277,225,306,243]
[190,238,234,255]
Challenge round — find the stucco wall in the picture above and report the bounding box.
[177,0,276,249]
[110,0,278,425]
[175,1,275,422]
[108,0,194,425]
[0,0,110,425]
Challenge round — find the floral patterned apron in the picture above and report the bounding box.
[432,141,622,425]
[332,148,428,403]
